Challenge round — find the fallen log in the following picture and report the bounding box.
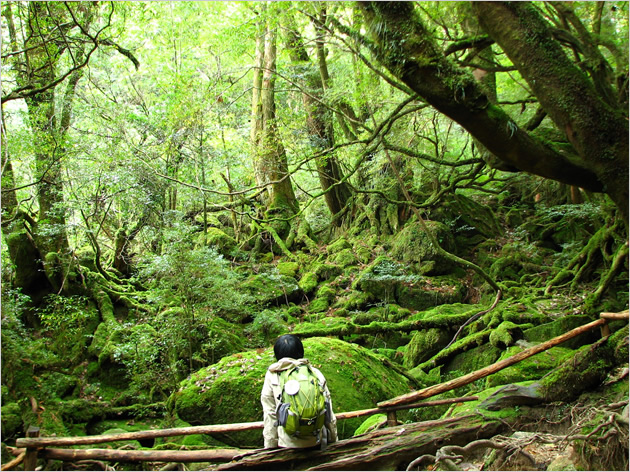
[216,415,505,471]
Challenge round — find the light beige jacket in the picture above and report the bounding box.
[260,357,338,448]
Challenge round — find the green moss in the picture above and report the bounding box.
[170,337,413,447]
[404,328,451,369]
[609,325,629,364]
[485,346,573,388]
[298,272,318,294]
[353,414,387,436]
[488,321,522,348]
[334,290,371,311]
[1,403,23,439]
[523,315,598,349]
[332,248,357,268]
[309,297,329,314]
[242,273,300,306]
[328,238,352,254]
[443,342,501,376]
[313,262,342,281]
[316,284,336,302]
[355,245,373,264]
[276,261,299,278]
[447,381,539,420]
[389,220,456,275]
[539,342,615,402]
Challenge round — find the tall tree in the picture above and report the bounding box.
[285,7,352,224]
[2,2,98,295]
[250,7,299,230]
[357,1,629,225]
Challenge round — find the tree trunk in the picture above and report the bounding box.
[285,13,351,222]
[357,2,628,224]
[260,27,298,216]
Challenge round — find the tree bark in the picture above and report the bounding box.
[357,2,628,224]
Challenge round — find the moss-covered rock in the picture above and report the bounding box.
[313,262,342,281]
[444,343,502,376]
[404,328,452,369]
[485,346,574,388]
[308,297,329,314]
[298,272,318,294]
[242,273,301,306]
[331,248,357,268]
[523,315,599,349]
[488,321,522,349]
[327,238,352,254]
[276,261,299,278]
[353,414,387,436]
[169,337,413,447]
[201,228,237,255]
[389,220,456,275]
[354,257,466,310]
[1,403,23,439]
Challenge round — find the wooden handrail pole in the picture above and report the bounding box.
[23,426,40,471]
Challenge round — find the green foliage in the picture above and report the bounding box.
[245,309,287,346]
[139,246,253,322]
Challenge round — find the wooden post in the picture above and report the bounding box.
[23,426,40,471]
[386,411,397,427]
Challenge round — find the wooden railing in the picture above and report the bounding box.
[8,310,628,471]
[9,396,477,470]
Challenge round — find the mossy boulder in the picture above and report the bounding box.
[276,261,299,278]
[404,328,452,369]
[200,228,237,255]
[389,220,456,275]
[308,297,330,314]
[488,321,523,349]
[242,273,301,306]
[1,403,23,439]
[354,257,466,310]
[485,346,574,388]
[313,262,342,281]
[298,272,318,294]
[444,343,502,376]
[327,238,352,254]
[169,337,413,447]
[331,248,357,268]
[523,315,599,349]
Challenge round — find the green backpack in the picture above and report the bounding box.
[276,364,327,438]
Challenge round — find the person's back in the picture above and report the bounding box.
[260,335,338,449]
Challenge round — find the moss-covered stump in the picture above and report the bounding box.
[354,257,466,310]
[169,337,414,447]
[242,272,301,306]
[389,220,457,275]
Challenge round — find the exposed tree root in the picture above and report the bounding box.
[545,219,624,297]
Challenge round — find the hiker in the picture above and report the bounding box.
[261,334,338,449]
